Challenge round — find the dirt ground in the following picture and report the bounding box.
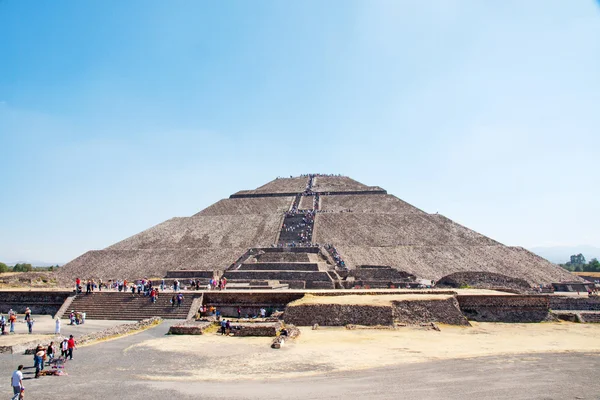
[2,320,600,400]
[0,316,136,347]
[129,321,600,382]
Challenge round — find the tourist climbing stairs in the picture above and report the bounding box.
[63,292,201,320]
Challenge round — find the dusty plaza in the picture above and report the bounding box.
[1,301,600,400]
[1,175,600,399]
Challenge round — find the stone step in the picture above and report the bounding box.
[64,293,199,320]
[165,270,217,279]
[223,270,332,282]
[237,262,319,271]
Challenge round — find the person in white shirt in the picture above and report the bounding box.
[11,365,23,400]
[55,318,61,335]
[61,339,69,358]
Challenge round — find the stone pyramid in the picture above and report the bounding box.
[58,174,575,286]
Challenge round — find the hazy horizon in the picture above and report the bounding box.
[1,1,599,263]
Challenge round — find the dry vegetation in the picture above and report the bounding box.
[575,272,600,278]
[0,271,57,288]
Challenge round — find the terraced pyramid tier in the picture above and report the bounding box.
[58,174,578,287]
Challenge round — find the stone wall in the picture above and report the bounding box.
[284,304,394,326]
[350,266,415,280]
[169,321,213,335]
[237,263,319,271]
[165,270,218,279]
[392,297,470,326]
[307,281,336,289]
[231,322,280,336]
[580,313,600,323]
[552,282,596,292]
[549,296,600,311]
[256,253,310,263]
[457,295,550,322]
[437,272,531,291]
[203,292,304,317]
[223,271,331,282]
[0,291,71,315]
[280,280,306,289]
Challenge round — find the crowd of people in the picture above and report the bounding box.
[0,308,36,335]
[324,244,347,269]
[185,277,228,291]
[10,333,76,398]
[280,210,315,245]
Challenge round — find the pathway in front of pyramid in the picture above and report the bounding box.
[277,175,316,246]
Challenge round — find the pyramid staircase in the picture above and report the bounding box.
[223,247,338,289]
[63,292,202,320]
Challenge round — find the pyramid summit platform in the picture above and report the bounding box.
[58,174,575,289]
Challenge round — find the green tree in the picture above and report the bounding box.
[586,258,600,272]
[12,263,33,272]
[569,253,586,265]
[0,262,8,273]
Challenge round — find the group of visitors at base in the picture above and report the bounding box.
[1,309,63,336]
[68,310,85,325]
[9,335,76,399]
[0,308,35,335]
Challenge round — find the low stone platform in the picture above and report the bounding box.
[284,294,470,326]
[168,320,213,335]
[168,320,280,336]
[230,322,281,336]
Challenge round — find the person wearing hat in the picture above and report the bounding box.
[33,345,45,378]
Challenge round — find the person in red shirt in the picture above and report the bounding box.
[67,335,76,360]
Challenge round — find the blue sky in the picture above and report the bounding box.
[1,1,599,264]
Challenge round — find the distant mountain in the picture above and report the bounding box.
[529,245,600,264]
